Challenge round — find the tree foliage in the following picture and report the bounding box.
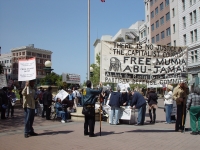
[40,72,62,86]
[90,53,100,87]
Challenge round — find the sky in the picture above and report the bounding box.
[0,0,145,83]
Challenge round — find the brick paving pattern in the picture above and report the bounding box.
[0,100,199,150]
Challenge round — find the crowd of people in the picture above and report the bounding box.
[1,80,200,138]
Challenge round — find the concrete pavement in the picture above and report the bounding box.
[0,99,199,150]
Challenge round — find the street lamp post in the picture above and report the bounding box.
[87,0,90,80]
[43,60,53,85]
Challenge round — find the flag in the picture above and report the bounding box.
[101,0,105,2]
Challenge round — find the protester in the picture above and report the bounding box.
[120,88,128,106]
[55,98,68,123]
[164,85,173,124]
[22,80,38,138]
[147,88,158,124]
[126,87,132,106]
[108,87,121,125]
[173,82,189,132]
[82,80,102,137]
[130,91,146,125]
[73,87,81,108]
[0,87,8,119]
[66,89,75,112]
[43,86,54,120]
[6,87,16,118]
[186,86,200,135]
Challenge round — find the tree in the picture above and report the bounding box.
[40,72,62,86]
[0,64,3,74]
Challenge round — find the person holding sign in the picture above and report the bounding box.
[82,80,102,137]
[130,91,146,125]
[0,87,9,119]
[22,80,38,138]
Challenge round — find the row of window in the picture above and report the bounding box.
[0,60,11,64]
[183,29,198,45]
[151,27,171,43]
[151,12,170,31]
[150,1,169,19]
[150,0,169,8]
[190,50,198,63]
[183,0,197,11]
[13,52,50,59]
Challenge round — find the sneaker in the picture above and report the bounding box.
[29,132,38,136]
[61,120,66,123]
[24,133,29,138]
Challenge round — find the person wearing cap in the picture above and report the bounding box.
[0,87,9,119]
[173,82,189,132]
[164,85,173,124]
[6,87,16,118]
[82,80,102,137]
[22,80,38,138]
[130,91,146,125]
[147,88,158,124]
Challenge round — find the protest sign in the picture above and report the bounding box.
[0,74,7,89]
[18,58,36,81]
[54,89,69,101]
[62,73,81,84]
[100,41,188,86]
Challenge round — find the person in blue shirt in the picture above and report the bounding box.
[130,91,146,125]
[55,98,68,123]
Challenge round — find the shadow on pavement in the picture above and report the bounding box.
[38,130,73,136]
[126,129,175,133]
[96,131,124,136]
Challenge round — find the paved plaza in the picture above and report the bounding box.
[0,100,199,150]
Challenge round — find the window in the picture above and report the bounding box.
[19,52,21,56]
[167,43,171,46]
[166,27,171,36]
[193,10,197,23]
[160,2,164,11]
[150,0,154,6]
[151,24,154,31]
[194,29,197,41]
[194,0,196,4]
[47,55,50,59]
[148,27,149,34]
[191,31,194,43]
[13,53,15,56]
[183,17,186,28]
[160,16,164,25]
[37,53,42,57]
[147,3,148,10]
[156,34,159,42]
[172,8,175,17]
[147,15,149,22]
[27,52,31,55]
[191,50,198,63]
[161,31,165,39]
[182,0,185,11]
[151,11,154,18]
[165,0,169,6]
[190,0,192,6]
[16,53,18,56]
[144,30,146,36]
[183,34,187,45]
[155,7,158,15]
[166,12,170,21]
[156,20,159,28]
[43,54,46,58]
[190,12,193,24]
[151,37,155,43]
[173,24,175,33]
[141,32,143,38]
[22,52,25,55]
[174,40,176,46]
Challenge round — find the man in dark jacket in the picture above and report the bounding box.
[43,86,53,120]
[109,89,122,125]
[130,91,146,125]
[0,87,8,119]
[82,80,102,137]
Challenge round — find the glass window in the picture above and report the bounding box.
[183,34,187,45]
[190,12,193,24]
[160,2,164,11]
[166,27,171,36]
[182,0,185,11]
[172,8,175,17]
[156,34,159,42]
[151,11,154,18]
[194,29,197,41]
[166,12,170,21]
[152,37,155,43]
[190,31,194,43]
[183,17,186,28]
[161,31,165,39]
[193,10,196,23]
[190,0,192,6]
[150,0,154,6]
[144,30,146,36]
[173,24,175,33]
[174,40,176,46]
[165,0,169,6]
[160,16,164,25]
[151,24,154,31]
[156,20,159,28]
[155,7,158,15]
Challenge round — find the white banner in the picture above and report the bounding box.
[54,89,69,101]
[18,58,36,81]
[0,74,7,89]
[62,73,80,84]
[100,41,188,85]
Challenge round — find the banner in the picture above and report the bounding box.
[0,74,7,89]
[54,89,69,101]
[18,58,36,81]
[100,41,188,85]
[62,73,81,84]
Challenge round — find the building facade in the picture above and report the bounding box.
[0,53,12,80]
[11,44,53,80]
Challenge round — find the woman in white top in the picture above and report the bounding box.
[164,85,174,124]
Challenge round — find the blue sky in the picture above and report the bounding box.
[0,0,145,83]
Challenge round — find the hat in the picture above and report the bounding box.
[120,88,126,93]
[167,85,173,90]
[127,87,131,91]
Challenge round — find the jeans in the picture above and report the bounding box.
[110,106,120,124]
[137,104,146,125]
[24,108,35,134]
[84,115,95,136]
[6,102,14,117]
[57,111,68,121]
[165,104,173,123]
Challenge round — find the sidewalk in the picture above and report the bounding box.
[0,100,199,150]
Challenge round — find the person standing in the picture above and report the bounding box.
[6,87,16,118]
[130,91,146,125]
[43,86,53,120]
[186,86,200,135]
[108,88,121,125]
[82,80,102,137]
[164,85,174,124]
[22,80,38,138]
[147,88,158,124]
[0,87,8,119]
[173,82,189,132]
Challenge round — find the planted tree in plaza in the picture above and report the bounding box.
[90,53,100,87]
[40,72,62,86]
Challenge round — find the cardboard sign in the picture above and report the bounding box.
[18,58,36,81]
[0,74,7,89]
[54,89,69,101]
